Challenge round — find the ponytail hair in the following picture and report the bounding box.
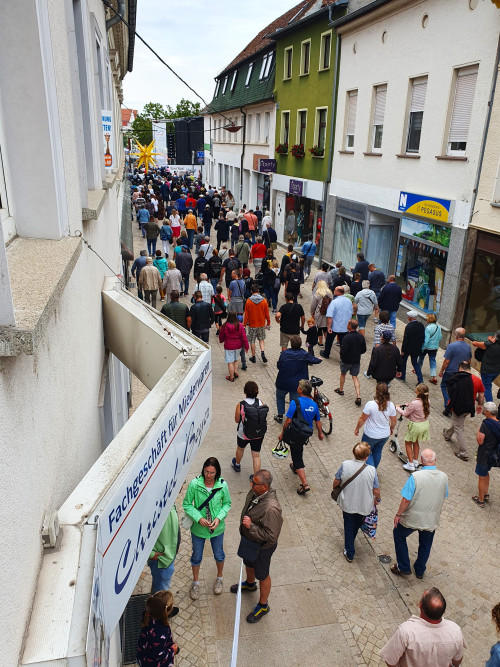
[416,383,430,418]
[375,383,390,412]
[141,590,174,627]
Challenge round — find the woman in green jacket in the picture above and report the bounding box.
[183,457,231,600]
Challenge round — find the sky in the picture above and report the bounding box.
[122,0,294,114]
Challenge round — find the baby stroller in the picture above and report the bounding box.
[388,404,419,467]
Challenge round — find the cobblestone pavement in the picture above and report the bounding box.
[128,215,500,665]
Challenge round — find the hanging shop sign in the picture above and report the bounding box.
[398,191,451,223]
[258,158,277,173]
[289,179,304,197]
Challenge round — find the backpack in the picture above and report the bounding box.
[282,399,314,446]
[227,258,239,274]
[484,418,500,468]
[240,400,269,439]
[288,272,301,292]
[319,295,332,316]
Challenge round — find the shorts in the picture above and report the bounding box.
[357,314,371,329]
[475,461,493,477]
[340,362,360,376]
[280,332,296,348]
[243,543,277,580]
[405,420,430,443]
[247,326,266,343]
[225,348,241,363]
[290,441,305,470]
[237,435,264,453]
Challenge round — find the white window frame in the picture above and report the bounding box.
[314,107,328,154]
[255,113,261,142]
[259,54,269,80]
[281,111,290,146]
[405,76,427,154]
[264,112,270,143]
[230,70,238,92]
[247,115,252,142]
[371,84,387,152]
[447,65,478,156]
[319,30,332,71]
[245,63,253,86]
[296,109,307,146]
[284,46,293,80]
[222,75,229,94]
[214,79,220,96]
[300,39,311,76]
[345,90,358,151]
[233,117,239,142]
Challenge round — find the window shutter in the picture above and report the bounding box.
[373,85,387,125]
[409,77,427,113]
[449,66,478,143]
[347,90,358,135]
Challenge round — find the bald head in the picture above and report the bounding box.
[421,448,436,465]
[455,328,466,340]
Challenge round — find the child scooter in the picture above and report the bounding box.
[388,405,420,469]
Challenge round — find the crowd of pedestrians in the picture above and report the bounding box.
[130,168,500,666]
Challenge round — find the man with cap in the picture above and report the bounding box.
[399,311,425,384]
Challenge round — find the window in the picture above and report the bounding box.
[281,111,290,145]
[315,108,327,152]
[214,79,220,97]
[245,63,253,86]
[264,112,270,143]
[264,53,274,78]
[372,84,387,151]
[297,110,307,146]
[447,65,478,154]
[284,47,293,80]
[406,76,427,153]
[230,70,238,92]
[256,113,261,142]
[222,75,229,94]
[233,117,239,142]
[247,115,252,142]
[319,32,331,70]
[259,53,272,80]
[345,90,357,150]
[300,40,311,76]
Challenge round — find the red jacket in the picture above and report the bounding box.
[251,243,267,259]
[185,196,197,209]
[219,322,249,351]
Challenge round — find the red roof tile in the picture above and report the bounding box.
[121,108,137,126]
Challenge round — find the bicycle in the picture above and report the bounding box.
[311,376,333,436]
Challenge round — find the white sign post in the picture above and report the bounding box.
[86,351,212,665]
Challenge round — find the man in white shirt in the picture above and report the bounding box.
[200,237,213,260]
[380,587,465,667]
[196,273,214,305]
[320,287,353,359]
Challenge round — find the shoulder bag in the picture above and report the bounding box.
[331,463,367,501]
[181,484,223,530]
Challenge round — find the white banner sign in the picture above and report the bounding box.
[153,121,168,166]
[87,351,212,663]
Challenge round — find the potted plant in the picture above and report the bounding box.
[308,145,325,157]
[291,143,305,158]
[275,143,288,155]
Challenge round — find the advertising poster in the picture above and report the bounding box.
[102,110,113,168]
[152,122,168,166]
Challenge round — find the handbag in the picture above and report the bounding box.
[361,504,378,539]
[237,534,261,562]
[182,485,223,530]
[331,463,367,501]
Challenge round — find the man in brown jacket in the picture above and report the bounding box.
[230,469,283,623]
[138,257,162,308]
[243,283,270,364]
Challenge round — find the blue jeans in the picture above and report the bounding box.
[441,371,453,409]
[204,224,212,238]
[363,433,389,468]
[418,349,437,377]
[401,354,423,383]
[187,228,195,249]
[343,512,365,560]
[140,222,147,237]
[304,256,314,277]
[181,273,189,295]
[148,559,175,594]
[264,285,278,310]
[276,388,299,416]
[481,372,498,403]
[190,532,225,566]
[393,523,435,577]
[389,311,397,329]
[147,238,157,256]
[357,314,371,329]
[250,230,256,243]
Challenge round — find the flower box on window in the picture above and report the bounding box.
[291,143,305,158]
[275,143,288,155]
[308,145,325,157]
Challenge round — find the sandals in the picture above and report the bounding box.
[290,463,297,474]
[234,372,239,379]
[334,388,344,396]
[226,375,234,382]
[297,484,310,495]
[454,451,469,462]
[472,495,485,508]
[429,377,438,385]
[484,494,490,502]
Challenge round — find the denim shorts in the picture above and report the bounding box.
[357,314,370,329]
[475,461,493,477]
[190,532,225,566]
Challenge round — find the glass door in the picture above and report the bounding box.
[366,224,395,275]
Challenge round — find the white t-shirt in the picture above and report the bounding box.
[170,214,181,229]
[237,398,263,439]
[363,400,396,439]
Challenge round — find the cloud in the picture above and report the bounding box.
[123,0,293,112]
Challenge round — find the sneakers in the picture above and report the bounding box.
[261,352,268,364]
[402,461,415,471]
[442,428,451,441]
[190,581,200,600]
[343,549,353,563]
[246,603,270,623]
[241,364,247,371]
[249,356,256,364]
[230,580,258,594]
[231,457,241,472]
[364,371,371,379]
[319,350,329,359]
[214,578,223,595]
[274,414,283,424]
[272,443,289,459]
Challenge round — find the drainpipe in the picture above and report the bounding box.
[240,106,247,207]
[318,4,342,264]
[106,0,125,31]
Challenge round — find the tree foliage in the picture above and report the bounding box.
[130,99,202,145]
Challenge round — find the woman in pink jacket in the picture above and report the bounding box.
[219,312,249,382]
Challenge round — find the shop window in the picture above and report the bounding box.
[284,47,293,80]
[281,111,290,145]
[447,65,478,155]
[345,90,357,150]
[245,63,253,87]
[406,76,427,153]
[222,75,229,94]
[300,40,311,76]
[396,217,450,314]
[463,232,500,339]
[332,216,364,268]
[372,84,387,151]
[297,110,307,146]
[367,223,394,276]
[315,108,327,153]
[230,70,238,92]
[319,32,331,71]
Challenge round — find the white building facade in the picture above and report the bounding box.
[326,0,500,333]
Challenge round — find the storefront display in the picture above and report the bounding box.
[284,192,322,246]
[256,173,270,212]
[395,217,450,314]
[463,231,500,340]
